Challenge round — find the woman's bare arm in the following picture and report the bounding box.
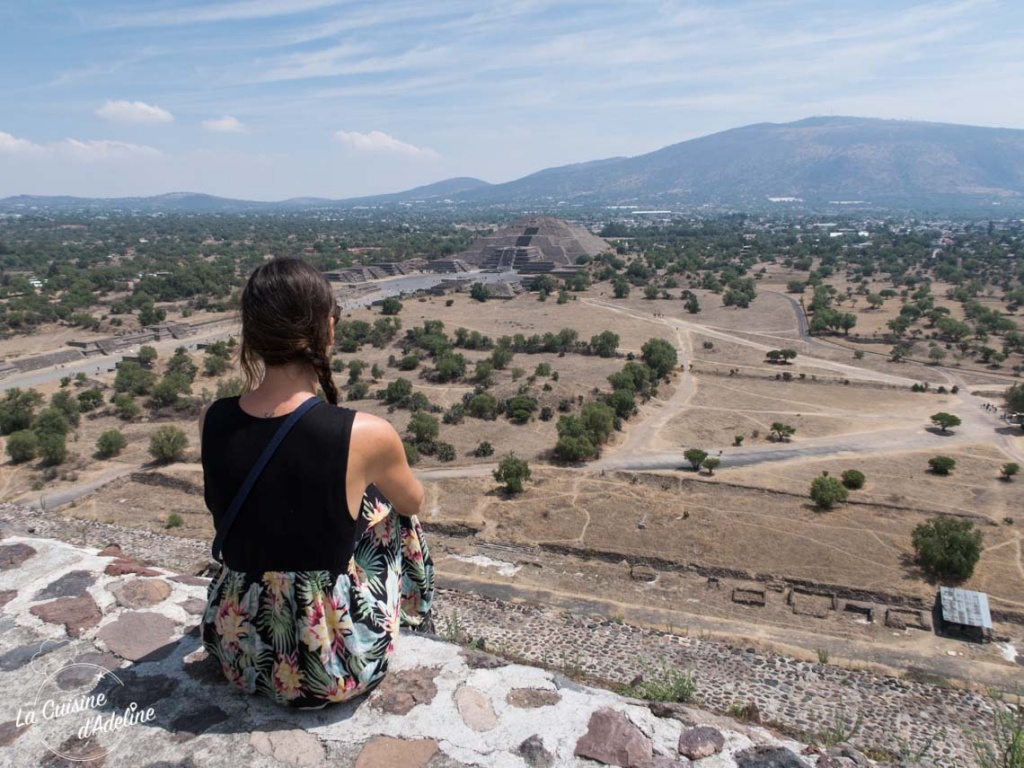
[348,413,424,517]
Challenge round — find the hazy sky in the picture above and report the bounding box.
[1,0,1021,200]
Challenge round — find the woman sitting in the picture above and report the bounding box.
[200,257,433,707]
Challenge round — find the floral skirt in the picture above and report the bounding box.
[201,488,434,707]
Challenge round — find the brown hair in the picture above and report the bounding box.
[239,258,339,405]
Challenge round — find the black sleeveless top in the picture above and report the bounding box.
[201,397,365,574]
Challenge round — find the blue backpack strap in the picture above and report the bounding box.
[211,397,321,563]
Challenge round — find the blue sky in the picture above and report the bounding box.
[0,0,1021,200]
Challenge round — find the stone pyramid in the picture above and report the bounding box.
[457,217,609,270]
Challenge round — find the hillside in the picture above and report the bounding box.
[3,117,1023,211]
[460,116,1024,208]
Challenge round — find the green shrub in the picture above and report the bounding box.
[912,515,982,581]
[96,430,127,458]
[6,430,38,463]
[38,432,67,467]
[928,456,956,475]
[435,442,456,462]
[474,441,494,457]
[148,426,189,463]
[810,473,848,510]
[165,512,184,529]
[841,469,866,490]
[494,453,531,494]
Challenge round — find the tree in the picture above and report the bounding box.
[77,388,104,412]
[810,473,848,510]
[166,348,198,382]
[149,426,189,463]
[683,448,708,471]
[137,346,158,366]
[380,297,403,315]
[912,515,983,581]
[38,432,67,466]
[1006,382,1024,414]
[151,374,192,409]
[112,393,141,421]
[33,408,70,437]
[382,378,413,406]
[702,457,721,475]
[470,282,488,302]
[930,412,961,433]
[0,388,43,435]
[684,293,700,314]
[589,331,620,358]
[928,346,947,365]
[50,391,81,428]
[613,279,630,299]
[770,422,795,441]
[641,338,678,380]
[435,442,456,462]
[6,430,38,463]
[407,411,439,445]
[928,456,956,475]
[1000,462,1020,481]
[505,395,538,425]
[96,430,127,458]
[841,469,866,490]
[493,453,531,494]
[114,361,156,396]
[474,441,494,458]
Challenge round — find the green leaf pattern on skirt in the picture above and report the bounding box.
[202,486,434,707]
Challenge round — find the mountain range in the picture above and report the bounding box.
[3,117,1023,212]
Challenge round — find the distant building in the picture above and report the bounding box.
[456,217,609,271]
[937,586,993,642]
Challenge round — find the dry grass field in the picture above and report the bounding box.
[5,270,1024,678]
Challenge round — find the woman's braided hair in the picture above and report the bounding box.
[239,258,339,405]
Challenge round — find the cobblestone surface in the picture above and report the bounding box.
[432,588,996,766]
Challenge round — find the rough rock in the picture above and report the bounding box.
[630,565,658,582]
[0,542,36,570]
[735,745,808,767]
[107,578,172,609]
[96,611,177,661]
[461,648,508,669]
[0,719,27,747]
[55,651,121,690]
[39,734,106,767]
[0,589,15,609]
[370,665,439,715]
[178,597,207,616]
[677,725,725,760]
[169,574,209,587]
[1,639,66,672]
[30,595,101,637]
[454,684,498,732]
[97,544,122,557]
[104,558,160,577]
[354,737,439,768]
[507,687,562,709]
[34,570,95,600]
[636,759,691,768]
[250,720,326,766]
[518,734,554,768]
[574,707,653,767]
[817,745,874,767]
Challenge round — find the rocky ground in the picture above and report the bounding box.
[0,501,1007,765]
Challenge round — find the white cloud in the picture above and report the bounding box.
[333,130,439,159]
[202,116,246,133]
[0,131,44,155]
[0,131,160,163]
[58,139,162,162]
[96,100,174,124]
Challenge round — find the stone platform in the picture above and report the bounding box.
[0,535,874,768]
